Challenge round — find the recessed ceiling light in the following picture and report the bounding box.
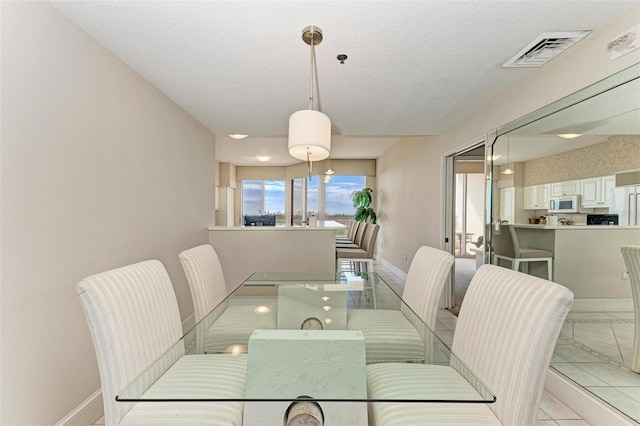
[557,133,581,139]
[229,134,248,140]
[502,168,515,175]
[255,155,272,162]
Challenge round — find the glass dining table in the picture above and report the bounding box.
[117,271,494,425]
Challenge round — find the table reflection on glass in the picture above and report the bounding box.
[117,272,494,425]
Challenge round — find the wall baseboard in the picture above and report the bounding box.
[55,389,102,426]
[572,298,633,312]
[375,255,408,281]
[545,369,636,425]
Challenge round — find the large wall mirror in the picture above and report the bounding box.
[486,63,640,422]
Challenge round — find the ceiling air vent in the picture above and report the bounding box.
[503,31,590,68]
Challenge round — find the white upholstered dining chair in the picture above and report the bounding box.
[76,260,246,426]
[347,246,454,362]
[621,245,640,373]
[367,264,573,426]
[179,244,276,353]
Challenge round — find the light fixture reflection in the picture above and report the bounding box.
[321,296,330,301]
[255,155,272,162]
[501,135,514,175]
[254,305,271,314]
[324,318,333,324]
[224,344,247,355]
[557,133,581,139]
[322,305,332,311]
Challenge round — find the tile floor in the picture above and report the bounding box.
[553,313,640,423]
[373,260,594,426]
[450,257,640,423]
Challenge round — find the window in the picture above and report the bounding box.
[325,175,365,223]
[307,175,319,218]
[292,178,304,226]
[292,176,319,225]
[244,175,366,227]
[241,180,286,225]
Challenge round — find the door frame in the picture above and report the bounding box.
[440,136,487,308]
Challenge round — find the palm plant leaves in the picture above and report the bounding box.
[351,187,373,208]
[352,188,377,224]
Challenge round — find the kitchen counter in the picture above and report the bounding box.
[512,224,637,230]
[209,224,344,290]
[504,225,640,299]
[208,220,347,231]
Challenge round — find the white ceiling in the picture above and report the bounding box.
[51,1,639,166]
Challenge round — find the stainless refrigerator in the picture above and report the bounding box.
[610,183,640,226]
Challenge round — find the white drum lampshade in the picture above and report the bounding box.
[288,110,331,161]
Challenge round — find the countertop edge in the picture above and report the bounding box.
[510,224,639,230]
[208,226,342,231]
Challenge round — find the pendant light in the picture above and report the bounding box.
[288,26,331,176]
[502,135,514,175]
[325,158,335,177]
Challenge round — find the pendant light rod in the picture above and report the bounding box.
[302,25,322,111]
[502,134,514,175]
[309,36,314,110]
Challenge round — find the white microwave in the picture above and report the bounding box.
[548,195,584,213]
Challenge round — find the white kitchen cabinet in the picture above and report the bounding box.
[550,180,580,197]
[602,176,616,205]
[580,175,615,207]
[539,184,550,209]
[523,186,535,209]
[499,187,515,224]
[523,184,550,210]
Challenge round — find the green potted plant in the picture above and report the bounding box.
[351,187,377,223]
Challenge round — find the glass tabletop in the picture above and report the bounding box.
[117,271,494,405]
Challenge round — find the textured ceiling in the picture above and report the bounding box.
[51,1,638,165]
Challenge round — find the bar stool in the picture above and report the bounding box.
[493,224,553,280]
[336,224,379,274]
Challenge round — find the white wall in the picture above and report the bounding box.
[1,2,215,424]
[466,173,486,243]
[376,10,640,272]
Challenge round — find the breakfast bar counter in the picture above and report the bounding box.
[208,222,346,291]
[508,224,640,299]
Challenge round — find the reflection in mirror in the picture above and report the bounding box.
[486,64,640,422]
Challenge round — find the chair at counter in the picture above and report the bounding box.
[492,224,553,281]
